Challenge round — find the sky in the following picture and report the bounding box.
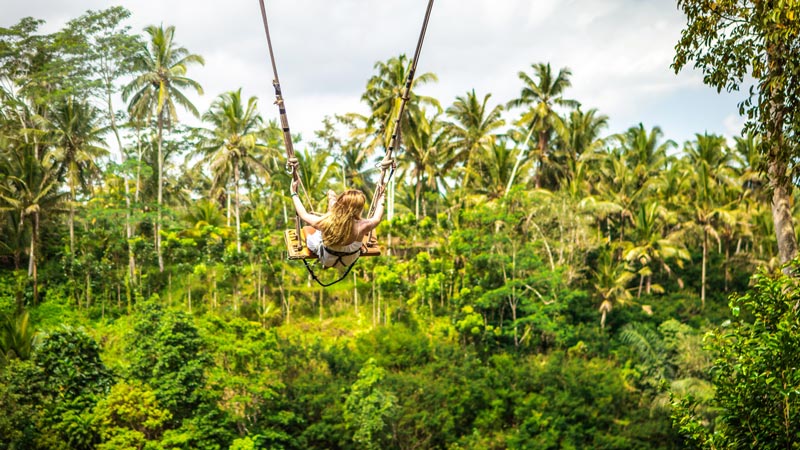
[3,0,747,147]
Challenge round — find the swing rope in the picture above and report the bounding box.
[258,0,310,252]
[368,0,435,223]
[257,0,435,286]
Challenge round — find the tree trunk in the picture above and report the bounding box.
[69,185,75,258]
[86,271,92,310]
[156,111,165,273]
[415,171,423,219]
[535,131,547,189]
[505,125,536,197]
[106,87,137,286]
[30,212,39,305]
[701,229,707,308]
[766,40,798,267]
[234,161,241,253]
[769,160,797,265]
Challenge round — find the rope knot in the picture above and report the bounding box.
[286,157,299,173]
[378,157,396,170]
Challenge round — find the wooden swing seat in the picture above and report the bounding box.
[284,228,381,260]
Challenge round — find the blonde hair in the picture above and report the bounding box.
[318,189,366,247]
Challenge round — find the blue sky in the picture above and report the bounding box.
[3,0,747,147]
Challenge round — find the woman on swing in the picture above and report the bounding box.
[290,179,385,269]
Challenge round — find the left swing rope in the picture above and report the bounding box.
[257,0,306,251]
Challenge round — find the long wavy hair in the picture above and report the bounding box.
[317,189,366,247]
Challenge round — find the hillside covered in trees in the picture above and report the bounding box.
[1,5,800,450]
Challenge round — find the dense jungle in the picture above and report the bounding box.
[1,4,800,449]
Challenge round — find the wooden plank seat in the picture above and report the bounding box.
[284,229,381,260]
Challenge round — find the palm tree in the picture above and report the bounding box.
[197,89,269,252]
[357,56,439,238]
[552,107,608,188]
[507,63,578,188]
[444,90,504,195]
[682,133,740,306]
[294,147,336,213]
[624,202,690,297]
[617,124,675,194]
[402,109,449,218]
[122,24,204,272]
[46,97,108,256]
[0,142,64,305]
[592,246,634,329]
[594,147,642,243]
[361,55,439,151]
[317,115,374,192]
[475,137,522,199]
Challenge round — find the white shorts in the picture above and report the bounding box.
[306,231,362,269]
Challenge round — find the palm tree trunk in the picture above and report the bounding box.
[505,125,536,197]
[69,186,75,258]
[156,112,165,273]
[234,162,241,253]
[30,212,39,305]
[135,126,143,204]
[702,229,708,308]
[637,274,644,298]
[106,87,137,286]
[353,270,359,316]
[534,131,547,189]
[387,178,394,256]
[415,171,423,219]
[86,272,92,310]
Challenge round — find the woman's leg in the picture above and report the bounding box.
[303,226,322,257]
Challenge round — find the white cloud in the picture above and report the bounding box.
[2,0,744,145]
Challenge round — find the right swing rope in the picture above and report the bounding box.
[257,0,435,286]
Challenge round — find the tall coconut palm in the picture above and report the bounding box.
[122,24,204,272]
[507,63,579,188]
[46,97,108,256]
[593,245,634,329]
[317,115,374,192]
[294,147,336,213]
[594,147,643,243]
[444,90,504,195]
[475,137,523,200]
[624,202,690,297]
[0,143,64,305]
[360,56,439,233]
[361,55,439,151]
[402,109,449,218]
[552,107,608,188]
[682,133,740,306]
[197,89,269,252]
[617,124,675,196]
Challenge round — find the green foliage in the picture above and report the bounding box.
[0,359,49,449]
[93,381,171,449]
[33,326,113,401]
[0,309,36,365]
[344,358,397,450]
[127,300,209,425]
[672,262,800,449]
[2,5,795,449]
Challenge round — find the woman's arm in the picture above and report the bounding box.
[361,188,386,232]
[291,180,322,227]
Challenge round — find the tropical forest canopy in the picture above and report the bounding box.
[1,4,800,450]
